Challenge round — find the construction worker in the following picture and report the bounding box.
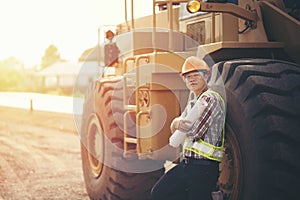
[151,56,226,200]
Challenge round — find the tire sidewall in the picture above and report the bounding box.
[225,89,257,200]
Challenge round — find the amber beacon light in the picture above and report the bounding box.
[187,0,201,13]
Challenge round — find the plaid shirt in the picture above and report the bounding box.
[182,90,225,160]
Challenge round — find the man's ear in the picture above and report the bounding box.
[205,71,211,82]
[206,70,211,78]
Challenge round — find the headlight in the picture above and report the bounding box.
[186,0,201,13]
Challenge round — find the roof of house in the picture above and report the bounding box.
[39,62,78,76]
[39,61,100,76]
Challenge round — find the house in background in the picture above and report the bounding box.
[37,46,102,95]
[39,61,78,89]
[38,61,100,94]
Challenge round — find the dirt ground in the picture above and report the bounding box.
[0,106,89,200]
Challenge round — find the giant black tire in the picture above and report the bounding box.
[80,77,164,200]
[211,59,300,200]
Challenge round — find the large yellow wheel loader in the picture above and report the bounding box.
[77,0,300,199]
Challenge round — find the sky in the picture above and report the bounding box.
[0,0,153,67]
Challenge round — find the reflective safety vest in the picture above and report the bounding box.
[183,90,225,162]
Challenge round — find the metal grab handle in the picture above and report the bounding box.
[123,57,135,74]
[136,110,150,154]
[135,55,150,112]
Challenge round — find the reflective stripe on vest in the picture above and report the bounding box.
[183,90,225,162]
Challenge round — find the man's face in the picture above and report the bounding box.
[183,71,207,94]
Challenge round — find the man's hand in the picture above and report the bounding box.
[146,144,179,161]
[170,117,192,133]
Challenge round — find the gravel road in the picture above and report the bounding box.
[0,106,89,200]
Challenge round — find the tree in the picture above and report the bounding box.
[0,57,25,91]
[40,44,62,70]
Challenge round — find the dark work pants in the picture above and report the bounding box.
[151,159,219,200]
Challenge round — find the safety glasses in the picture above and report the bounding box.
[182,70,208,82]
